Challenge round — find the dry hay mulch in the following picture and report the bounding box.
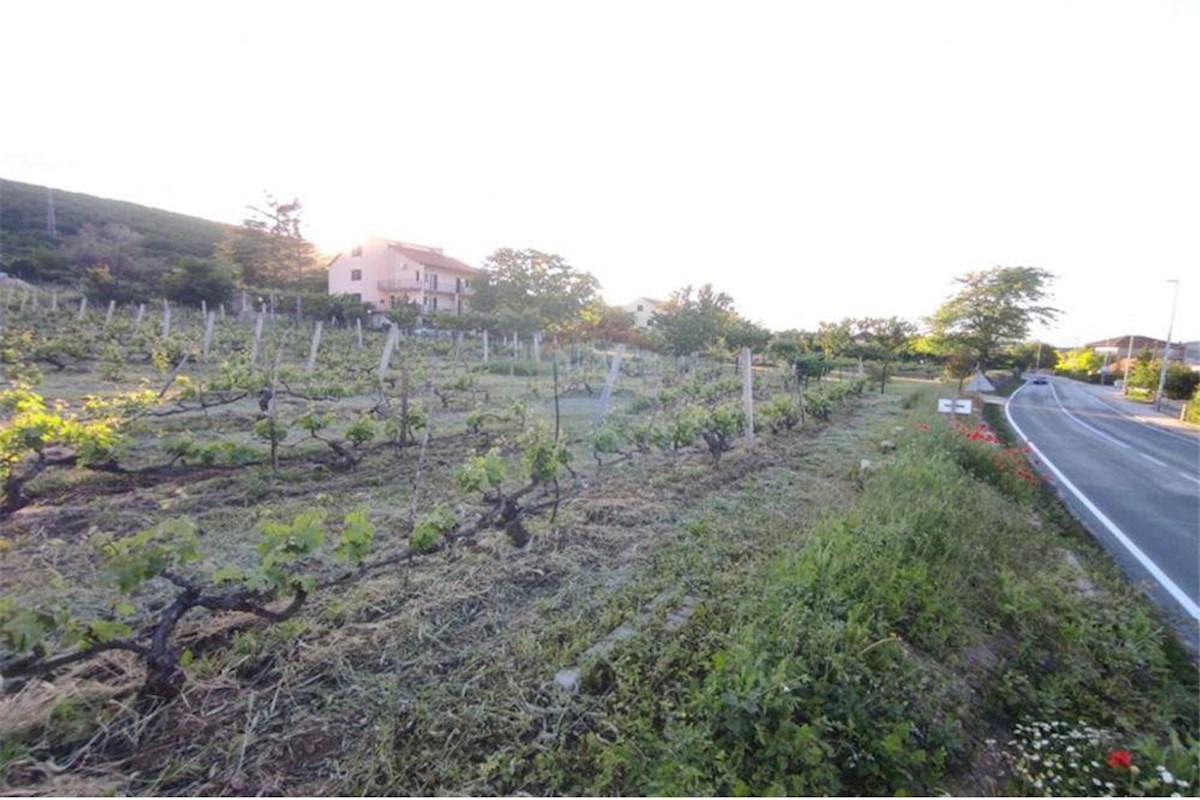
[2,398,885,795]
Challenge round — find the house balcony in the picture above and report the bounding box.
[425,284,475,296]
[377,278,423,292]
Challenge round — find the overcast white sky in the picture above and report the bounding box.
[2,0,1197,345]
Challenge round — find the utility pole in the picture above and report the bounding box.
[1121,334,1136,393]
[45,186,58,238]
[1154,280,1180,411]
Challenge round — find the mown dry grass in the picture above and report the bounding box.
[2,379,888,795]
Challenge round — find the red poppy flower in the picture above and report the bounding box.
[1107,750,1133,769]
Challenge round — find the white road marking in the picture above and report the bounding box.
[1006,384,1200,621]
[1049,382,1129,449]
[1140,453,1169,468]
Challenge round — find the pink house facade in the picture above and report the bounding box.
[327,237,480,316]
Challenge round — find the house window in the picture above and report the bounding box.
[351,246,362,257]
[350,269,362,281]
[637,304,644,312]
[415,271,420,281]
[431,296,438,311]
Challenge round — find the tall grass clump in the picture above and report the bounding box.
[556,390,1197,796]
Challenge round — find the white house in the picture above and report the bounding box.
[623,296,663,329]
[328,237,480,316]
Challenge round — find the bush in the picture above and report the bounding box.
[1164,364,1199,401]
[1185,386,1200,424]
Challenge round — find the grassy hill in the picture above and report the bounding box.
[0,178,233,270]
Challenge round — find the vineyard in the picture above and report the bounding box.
[0,285,868,790]
[2,285,1196,796]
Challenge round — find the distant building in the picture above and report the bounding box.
[1084,335,1171,356]
[1183,341,1200,367]
[1083,334,1187,374]
[328,237,480,316]
[623,297,664,329]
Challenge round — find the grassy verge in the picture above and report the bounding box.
[514,384,1198,796]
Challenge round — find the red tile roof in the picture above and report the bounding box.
[386,240,479,273]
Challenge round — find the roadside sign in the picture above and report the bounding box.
[938,398,973,414]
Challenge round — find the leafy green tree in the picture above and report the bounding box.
[817,319,854,359]
[1056,347,1104,377]
[927,266,1059,370]
[69,223,147,288]
[81,264,146,304]
[1007,341,1058,372]
[562,301,637,344]
[386,298,423,329]
[471,248,600,331]
[652,284,738,356]
[723,318,772,355]
[767,329,817,365]
[855,317,917,392]
[160,256,241,307]
[5,249,73,283]
[219,194,319,286]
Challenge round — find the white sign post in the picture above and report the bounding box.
[938,398,973,415]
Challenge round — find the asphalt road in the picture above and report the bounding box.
[1005,376,1200,645]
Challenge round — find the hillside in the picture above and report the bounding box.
[0,178,232,268]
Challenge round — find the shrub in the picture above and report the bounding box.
[1163,364,1199,401]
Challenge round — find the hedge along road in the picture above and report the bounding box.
[1005,374,1200,649]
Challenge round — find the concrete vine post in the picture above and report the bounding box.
[134,303,145,331]
[76,296,88,321]
[306,321,323,373]
[104,300,116,326]
[593,343,625,431]
[202,312,216,362]
[160,300,171,338]
[741,347,755,449]
[378,324,399,381]
[250,312,265,365]
[355,317,364,348]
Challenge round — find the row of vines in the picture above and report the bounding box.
[1,294,870,708]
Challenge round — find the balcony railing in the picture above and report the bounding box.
[378,278,475,295]
[426,284,474,295]
[377,278,422,292]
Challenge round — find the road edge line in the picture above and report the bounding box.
[1005,382,1200,621]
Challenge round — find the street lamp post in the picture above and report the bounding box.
[1122,333,1135,393]
[1154,279,1181,411]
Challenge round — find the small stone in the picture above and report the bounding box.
[879,440,896,452]
[860,458,873,472]
[553,667,580,693]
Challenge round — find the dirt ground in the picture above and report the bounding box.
[2,357,891,795]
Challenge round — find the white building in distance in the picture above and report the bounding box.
[623,296,664,329]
